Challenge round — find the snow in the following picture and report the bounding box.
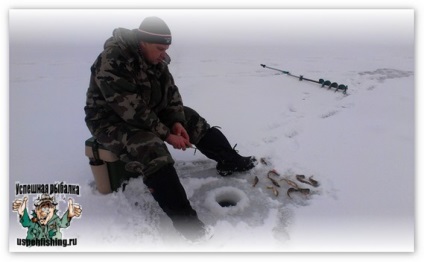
[8,9,415,253]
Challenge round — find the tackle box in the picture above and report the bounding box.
[84,137,138,194]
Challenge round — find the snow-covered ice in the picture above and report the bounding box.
[8,9,414,252]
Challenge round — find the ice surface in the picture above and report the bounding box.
[8,9,414,252]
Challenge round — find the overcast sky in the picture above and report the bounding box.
[9,9,414,49]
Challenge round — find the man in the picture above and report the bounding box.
[84,16,256,240]
[12,194,82,240]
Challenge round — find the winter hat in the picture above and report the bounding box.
[34,193,57,207]
[138,16,172,45]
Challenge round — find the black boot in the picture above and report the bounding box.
[144,164,206,240]
[195,127,257,176]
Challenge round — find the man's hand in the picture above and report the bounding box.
[12,196,28,217]
[67,198,82,219]
[171,122,190,141]
[166,122,192,150]
[166,134,191,150]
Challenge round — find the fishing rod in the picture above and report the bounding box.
[260,64,348,94]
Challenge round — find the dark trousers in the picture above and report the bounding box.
[144,164,206,239]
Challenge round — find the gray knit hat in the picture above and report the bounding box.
[138,16,172,45]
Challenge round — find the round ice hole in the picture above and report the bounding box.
[218,200,237,207]
[205,186,249,215]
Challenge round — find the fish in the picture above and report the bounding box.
[308,176,319,187]
[298,188,311,195]
[267,170,281,187]
[267,169,280,176]
[267,186,279,196]
[252,176,259,187]
[260,158,269,166]
[287,187,310,198]
[287,188,298,198]
[272,187,279,197]
[280,178,299,189]
[296,174,313,186]
[268,177,280,187]
[296,174,319,187]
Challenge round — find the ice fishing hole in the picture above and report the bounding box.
[205,186,250,215]
[218,200,237,207]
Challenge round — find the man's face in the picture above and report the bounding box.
[140,42,169,65]
[35,203,55,225]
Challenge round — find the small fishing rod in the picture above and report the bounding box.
[260,64,348,94]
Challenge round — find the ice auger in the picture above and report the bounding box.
[260,64,348,94]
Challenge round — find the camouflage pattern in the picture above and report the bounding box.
[84,28,209,179]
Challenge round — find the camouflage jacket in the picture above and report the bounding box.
[84,28,185,140]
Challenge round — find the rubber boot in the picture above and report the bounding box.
[195,127,256,176]
[144,164,206,240]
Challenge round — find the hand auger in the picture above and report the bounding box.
[260,64,348,94]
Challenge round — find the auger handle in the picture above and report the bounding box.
[260,64,290,74]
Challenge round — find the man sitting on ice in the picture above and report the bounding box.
[84,16,256,240]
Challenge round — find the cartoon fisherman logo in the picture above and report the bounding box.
[12,193,82,241]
